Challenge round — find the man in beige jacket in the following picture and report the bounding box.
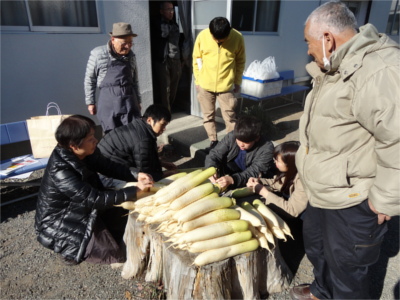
[291,2,399,300]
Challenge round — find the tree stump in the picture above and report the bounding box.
[121,214,149,279]
[122,214,293,299]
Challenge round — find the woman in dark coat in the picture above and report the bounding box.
[35,115,153,265]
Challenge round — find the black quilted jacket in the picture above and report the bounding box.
[35,147,137,263]
[98,118,163,181]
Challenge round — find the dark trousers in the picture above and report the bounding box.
[154,58,182,112]
[303,200,388,299]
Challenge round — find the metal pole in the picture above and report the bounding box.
[1,193,38,207]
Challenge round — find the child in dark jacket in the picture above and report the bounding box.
[205,115,274,190]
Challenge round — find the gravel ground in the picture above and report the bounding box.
[1,149,399,300]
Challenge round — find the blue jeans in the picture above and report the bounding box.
[303,200,388,299]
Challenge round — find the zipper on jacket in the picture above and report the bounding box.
[301,74,325,188]
[304,75,324,152]
[215,45,221,92]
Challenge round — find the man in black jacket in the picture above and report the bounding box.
[98,104,176,182]
[151,1,182,112]
[205,115,274,190]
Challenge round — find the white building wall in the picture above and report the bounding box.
[0,0,153,124]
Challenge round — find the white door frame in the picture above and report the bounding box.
[190,0,230,117]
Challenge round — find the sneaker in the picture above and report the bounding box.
[289,284,319,300]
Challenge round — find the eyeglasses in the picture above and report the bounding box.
[116,40,134,47]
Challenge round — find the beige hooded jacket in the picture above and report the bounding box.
[296,24,400,216]
[260,174,308,218]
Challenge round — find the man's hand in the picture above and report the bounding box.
[136,181,153,197]
[137,172,154,185]
[215,175,234,189]
[368,199,391,225]
[136,172,154,196]
[88,104,97,115]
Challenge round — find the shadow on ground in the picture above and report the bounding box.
[1,191,38,222]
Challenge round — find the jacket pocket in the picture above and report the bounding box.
[350,200,387,267]
[353,240,383,266]
[304,153,350,187]
[347,144,376,178]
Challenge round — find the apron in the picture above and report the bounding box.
[98,56,141,133]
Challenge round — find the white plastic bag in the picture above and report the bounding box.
[243,56,279,80]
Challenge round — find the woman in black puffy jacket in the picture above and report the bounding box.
[35,115,153,265]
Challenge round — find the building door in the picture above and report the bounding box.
[149,1,191,113]
[343,1,371,25]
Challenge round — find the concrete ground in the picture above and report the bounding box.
[159,102,303,166]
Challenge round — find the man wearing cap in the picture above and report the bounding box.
[84,22,142,134]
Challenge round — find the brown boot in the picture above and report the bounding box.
[289,284,319,300]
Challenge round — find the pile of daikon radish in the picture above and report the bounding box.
[116,167,292,267]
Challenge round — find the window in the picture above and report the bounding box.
[343,1,370,26]
[231,0,281,34]
[1,0,99,33]
[386,0,399,35]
